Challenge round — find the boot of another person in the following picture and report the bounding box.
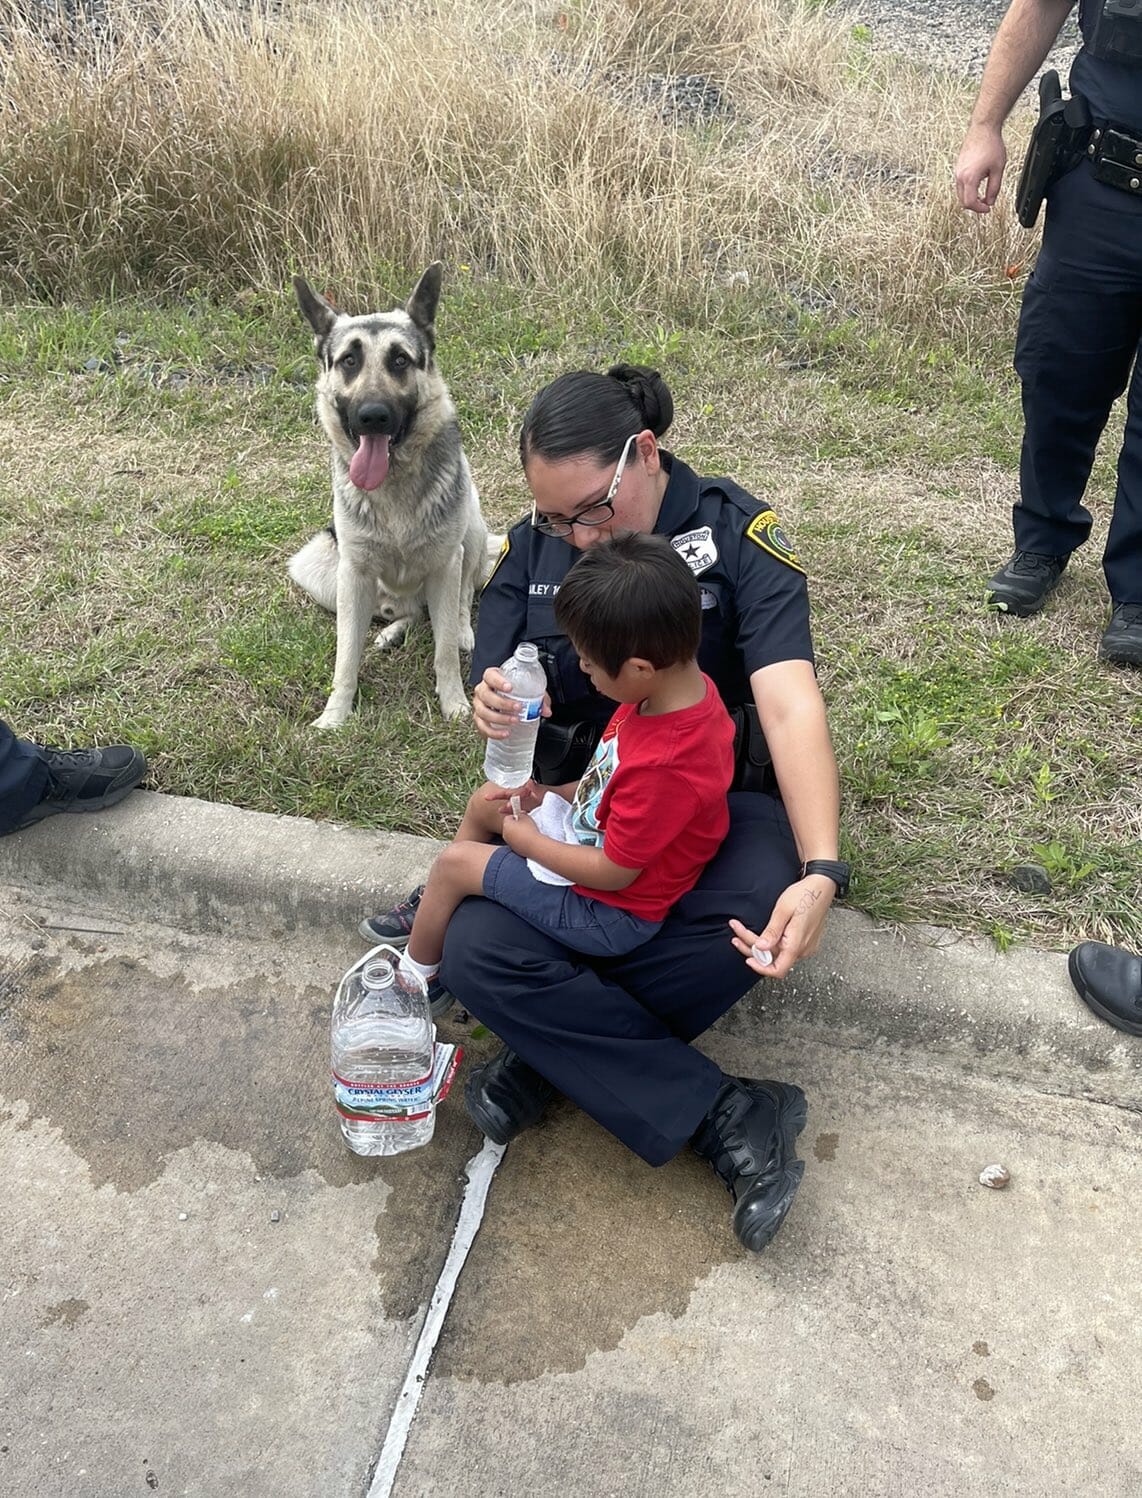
[10,744,147,834]
[1099,603,1142,667]
[1067,942,1142,1035]
[986,551,1068,616]
[691,1076,807,1253]
[465,1046,558,1145]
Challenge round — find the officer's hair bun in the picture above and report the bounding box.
[607,363,674,438]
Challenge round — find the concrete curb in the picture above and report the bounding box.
[2,790,1138,1108]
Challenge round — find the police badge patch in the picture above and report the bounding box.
[670,526,718,575]
[745,509,805,574]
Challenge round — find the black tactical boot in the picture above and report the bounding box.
[1099,602,1142,667]
[691,1077,808,1253]
[986,551,1068,615]
[465,1046,558,1145]
[11,744,147,833]
[1068,942,1142,1035]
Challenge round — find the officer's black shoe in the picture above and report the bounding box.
[986,551,1068,616]
[10,744,148,834]
[1067,942,1142,1036]
[464,1045,558,1145]
[691,1076,807,1253]
[1099,602,1142,667]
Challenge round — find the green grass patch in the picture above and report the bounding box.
[1,289,1138,954]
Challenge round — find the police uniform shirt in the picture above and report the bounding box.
[471,451,814,727]
[1073,0,1142,130]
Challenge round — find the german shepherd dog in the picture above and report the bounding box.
[289,264,488,725]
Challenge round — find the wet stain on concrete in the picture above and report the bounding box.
[973,1340,990,1356]
[973,1377,996,1401]
[813,1131,839,1162]
[430,1103,739,1384]
[40,1298,89,1328]
[0,950,474,1224]
[371,1144,471,1320]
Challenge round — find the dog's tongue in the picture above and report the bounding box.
[349,434,391,491]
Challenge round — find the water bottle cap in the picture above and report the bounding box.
[515,642,539,663]
[360,959,396,989]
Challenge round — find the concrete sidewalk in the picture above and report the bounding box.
[1,793,1139,1497]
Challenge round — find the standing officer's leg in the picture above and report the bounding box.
[991,165,1141,615]
[1100,323,1142,665]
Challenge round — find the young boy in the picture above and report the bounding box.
[395,532,736,1001]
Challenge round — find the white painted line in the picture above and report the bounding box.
[366,1137,507,1498]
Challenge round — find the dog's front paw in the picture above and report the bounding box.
[440,693,471,721]
[312,706,351,729]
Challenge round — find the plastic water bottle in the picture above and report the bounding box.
[331,948,435,1156]
[483,641,547,788]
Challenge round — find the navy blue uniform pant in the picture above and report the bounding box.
[1013,160,1142,603]
[439,792,801,1166]
[0,719,47,835]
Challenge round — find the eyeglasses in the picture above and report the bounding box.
[531,432,640,538]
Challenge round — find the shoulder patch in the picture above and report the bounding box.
[744,509,805,575]
[483,532,511,587]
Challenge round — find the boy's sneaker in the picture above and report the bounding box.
[359,884,425,944]
[985,551,1068,616]
[426,975,456,1021]
[11,744,148,833]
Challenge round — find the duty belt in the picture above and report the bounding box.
[1087,121,1142,194]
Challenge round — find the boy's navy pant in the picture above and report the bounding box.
[0,720,47,834]
[1014,159,1142,603]
[440,792,801,1166]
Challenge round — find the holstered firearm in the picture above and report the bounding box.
[1014,71,1092,228]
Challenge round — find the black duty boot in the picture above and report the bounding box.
[1099,603,1142,667]
[1067,942,1142,1035]
[691,1077,807,1253]
[986,551,1068,616]
[11,744,147,833]
[465,1046,558,1145]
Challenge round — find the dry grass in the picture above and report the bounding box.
[1,0,1027,339]
[1,1,1137,952]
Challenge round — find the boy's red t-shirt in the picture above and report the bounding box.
[568,673,735,921]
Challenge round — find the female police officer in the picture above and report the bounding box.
[367,365,846,1253]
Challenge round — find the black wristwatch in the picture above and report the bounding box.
[802,859,851,899]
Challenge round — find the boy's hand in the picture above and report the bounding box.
[500,813,545,855]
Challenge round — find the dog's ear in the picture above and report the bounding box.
[293,276,339,343]
[405,262,443,346]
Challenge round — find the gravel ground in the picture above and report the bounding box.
[841,0,1082,88]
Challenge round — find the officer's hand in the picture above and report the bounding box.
[472,667,552,741]
[955,123,1006,213]
[483,778,543,816]
[728,874,835,979]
